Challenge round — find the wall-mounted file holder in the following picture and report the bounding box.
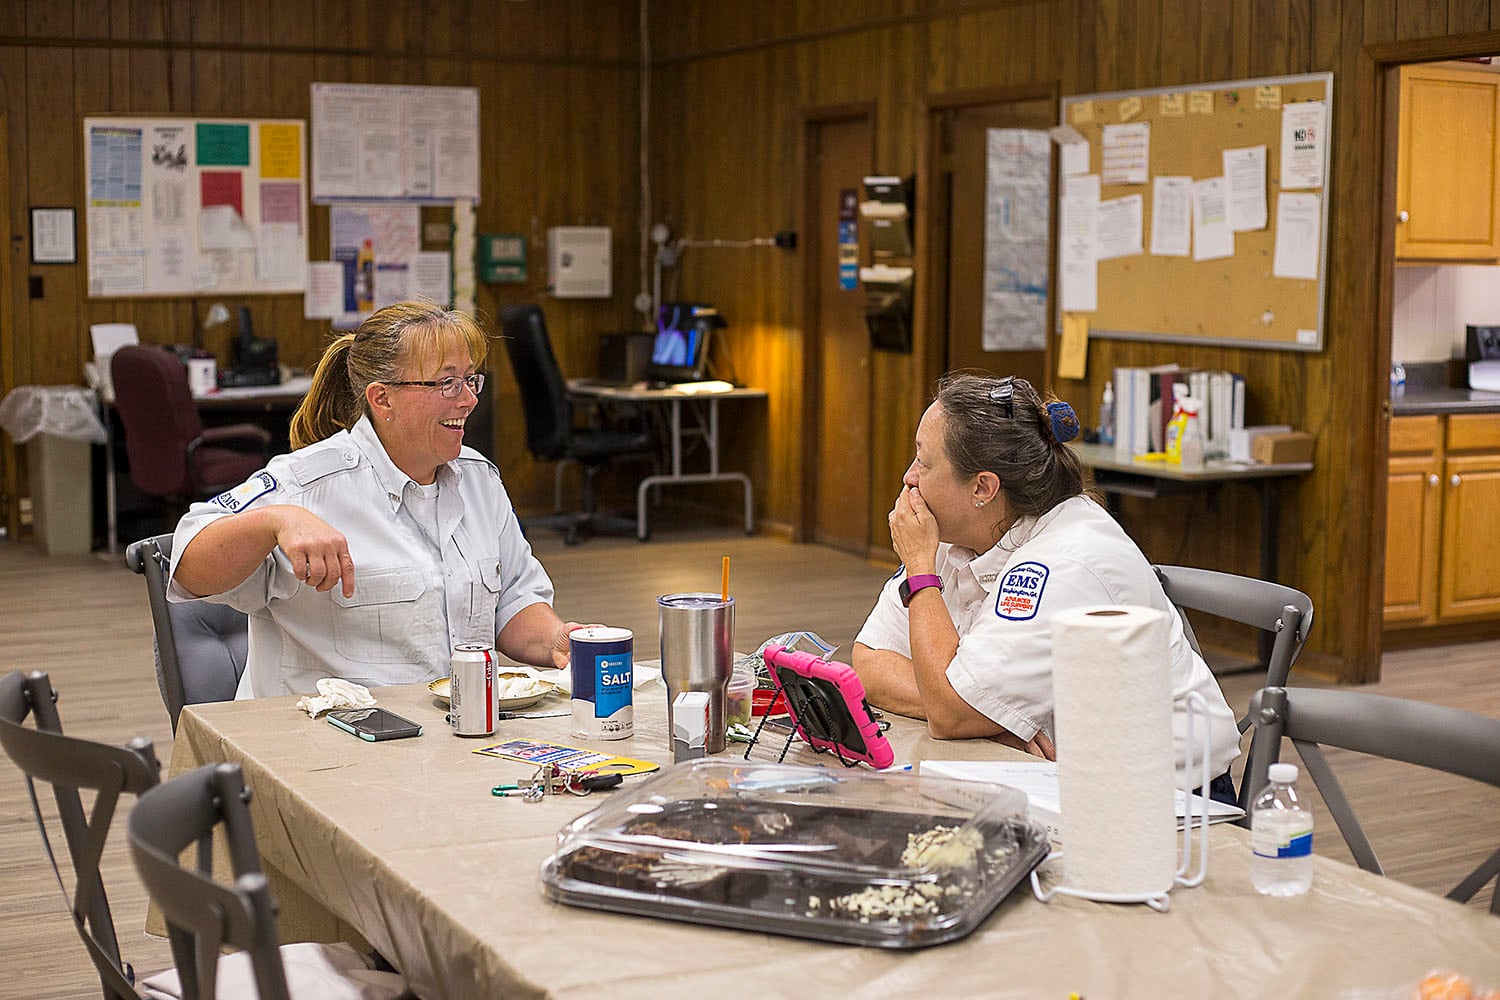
[860,264,914,353]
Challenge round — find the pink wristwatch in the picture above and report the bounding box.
[899,573,944,607]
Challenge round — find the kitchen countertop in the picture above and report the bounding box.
[1392,386,1500,415]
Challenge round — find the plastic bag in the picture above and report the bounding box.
[0,386,107,444]
[738,630,840,682]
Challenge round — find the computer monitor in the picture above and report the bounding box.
[649,302,722,384]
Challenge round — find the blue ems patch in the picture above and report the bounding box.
[211,471,276,513]
[995,561,1049,621]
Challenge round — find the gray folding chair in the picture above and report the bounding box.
[125,533,248,732]
[128,762,412,1000]
[0,669,162,1000]
[1153,563,1314,732]
[1244,685,1500,913]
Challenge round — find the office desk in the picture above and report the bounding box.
[1069,443,1313,668]
[567,382,767,540]
[100,376,311,554]
[167,683,1500,1000]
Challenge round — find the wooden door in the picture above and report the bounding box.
[1383,454,1441,623]
[939,99,1055,390]
[1439,452,1500,618]
[805,114,873,554]
[1396,65,1500,261]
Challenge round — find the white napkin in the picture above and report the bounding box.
[295,679,377,718]
[141,941,407,999]
[552,658,663,695]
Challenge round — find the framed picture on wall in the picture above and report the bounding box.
[30,207,76,265]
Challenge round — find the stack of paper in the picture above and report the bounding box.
[919,760,1244,841]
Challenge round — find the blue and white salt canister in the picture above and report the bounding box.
[569,626,634,741]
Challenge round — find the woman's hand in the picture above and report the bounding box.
[549,621,599,671]
[888,486,940,574]
[272,507,356,598]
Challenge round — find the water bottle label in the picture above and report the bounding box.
[1251,813,1313,858]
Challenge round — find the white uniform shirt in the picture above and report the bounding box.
[169,416,555,699]
[856,495,1239,781]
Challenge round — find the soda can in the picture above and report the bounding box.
[449,643,496,737]
[569,626,634,741]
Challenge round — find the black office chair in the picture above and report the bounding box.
[110,345,271,509]
[0,669,162,1000]
[1243,686,1500,913]
[125,533,249,733]
[128,762,411,1000]
[499,303,655,545]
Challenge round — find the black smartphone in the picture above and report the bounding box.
[326,707,423,742]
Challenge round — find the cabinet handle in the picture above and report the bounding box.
[1428,474,1439,487]
[1397,210,1410,223]
[1450,474,1462,487]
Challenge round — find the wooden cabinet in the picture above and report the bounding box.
[1439,415,1500,618]
[1384,416,1442,623]
[1386,413,1500,625]
[1396,65,1500,262]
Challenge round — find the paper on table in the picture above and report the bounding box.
[919,760,1244,841]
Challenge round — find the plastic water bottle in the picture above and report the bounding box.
[1250,762,1314,896]
[1390,362,1407,401]
[1097,382,1115,445]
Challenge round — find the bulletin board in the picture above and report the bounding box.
[83,116,308,297]
[1059,72,1332,352]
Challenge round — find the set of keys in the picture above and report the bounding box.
[492,763,624,802]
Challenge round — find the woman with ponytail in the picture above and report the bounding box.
[170,302,585,698]
[851,373,1240,800]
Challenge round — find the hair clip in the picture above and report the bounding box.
[988,377,1016,419]
[1047,401,1080,443]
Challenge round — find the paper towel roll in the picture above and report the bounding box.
[1051,604,1177,895]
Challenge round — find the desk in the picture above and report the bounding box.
[567,382,767,540]
[99,376,310,554]
[167,683,1500,999]
[1070,442,1312,667]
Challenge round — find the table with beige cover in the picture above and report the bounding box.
[165,681,1500,999]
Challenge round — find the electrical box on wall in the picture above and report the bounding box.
[547,226,612,298]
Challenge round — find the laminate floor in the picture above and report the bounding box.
[1,531,1495,998]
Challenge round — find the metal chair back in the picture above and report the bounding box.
[0,669,161,1000]
[1244,685,1500,913]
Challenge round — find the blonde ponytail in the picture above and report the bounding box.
[290,334,358,448]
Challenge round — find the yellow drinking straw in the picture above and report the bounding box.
[721,555,730,602]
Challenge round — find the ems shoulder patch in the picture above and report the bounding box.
[994,561,1049,621]
[211,471,277,513]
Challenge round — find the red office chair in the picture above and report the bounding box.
[110,345,271,504]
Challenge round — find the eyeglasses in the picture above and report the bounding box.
[988,377,1015,419]
[385,373,485,398]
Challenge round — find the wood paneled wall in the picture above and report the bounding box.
[0,0,644,526]
[9,1,1500,682]
[646,0,1500,682]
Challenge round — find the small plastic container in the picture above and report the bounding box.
[751,687,789,717]
[725,666,756,728]
[540,760,1050,948]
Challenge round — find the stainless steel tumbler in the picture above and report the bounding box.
[658,593,735,753]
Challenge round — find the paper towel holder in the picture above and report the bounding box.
[1028,691,1213,913]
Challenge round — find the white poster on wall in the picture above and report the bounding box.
[982,129,1051,351]
[311,83,481,203]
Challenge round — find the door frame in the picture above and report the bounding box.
[1364,31,1500,671]
[796,102,877,543]
[918,83,1057,415]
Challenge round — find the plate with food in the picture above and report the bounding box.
[428,671,559,711]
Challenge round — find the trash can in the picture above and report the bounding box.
[0,386,108,555]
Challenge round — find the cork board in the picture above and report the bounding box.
[1059,73,1332,352]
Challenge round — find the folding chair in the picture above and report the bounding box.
[125,533,248,733]
[1153,563,1314,732]
[128,762,410,1000]
[0,669,162,999]
[1244,685,1500,913]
